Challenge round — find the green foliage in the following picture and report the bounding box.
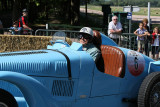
[0,0,81,26]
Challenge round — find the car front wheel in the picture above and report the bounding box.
[0,89,18,107]
[138,72,160,107]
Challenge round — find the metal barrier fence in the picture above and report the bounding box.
[115,33,153,54]
[35,29,153,52]
[0,28,33,35]
[35,29,80,43]
[119,33,137,50]
[48,24,105,33]
[115,33,154,58]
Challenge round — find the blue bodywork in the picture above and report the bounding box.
[0,32,159,107]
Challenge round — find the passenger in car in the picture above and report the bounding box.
[79,27,101,63]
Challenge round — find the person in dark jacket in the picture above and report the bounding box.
[142,18,151,56]
[18,9,32,34]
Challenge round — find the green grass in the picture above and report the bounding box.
[133,7,160,16]
[81,5,160,16]
[81,5,102,11]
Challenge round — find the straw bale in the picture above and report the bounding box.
[0,35,72,52]
[0,35,52,52]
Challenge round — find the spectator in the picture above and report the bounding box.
[0,20,3,28]
[9,21,22,35]
[0,20,3,34]
[79,27,101,62]
[108,15,122,44]
[151,27,160,60]
[134,22,148,53]
[18,9,32,34]
[142,18,151,56]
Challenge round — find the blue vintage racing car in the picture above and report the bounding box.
[0,30,159,107]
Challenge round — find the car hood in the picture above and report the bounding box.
[0,49,80,78]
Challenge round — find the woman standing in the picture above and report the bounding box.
[142,18,151,56]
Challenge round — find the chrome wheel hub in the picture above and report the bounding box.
[153,93,159,103]
[150,82,160,107]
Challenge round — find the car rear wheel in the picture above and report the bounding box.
[0,89,18,107]
[138,72,160,107]
[0,102,8,107]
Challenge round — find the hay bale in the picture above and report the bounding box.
[0,35,52,52]
[0,35,73,53]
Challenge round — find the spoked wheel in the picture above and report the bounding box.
[0,89,18,107]
[149,82,160,107]
[138,72,160,107]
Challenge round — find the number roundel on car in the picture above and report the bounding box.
[127,51,145,76]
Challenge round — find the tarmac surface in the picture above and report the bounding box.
[80,8,160,24]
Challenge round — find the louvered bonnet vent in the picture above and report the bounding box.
[52,80,74,97]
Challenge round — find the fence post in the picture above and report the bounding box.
[46,24,49,36]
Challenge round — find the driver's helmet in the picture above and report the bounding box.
[79,27,93,38]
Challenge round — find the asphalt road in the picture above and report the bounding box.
[80,8,160,24]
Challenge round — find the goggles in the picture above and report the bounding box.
[79,34,91,39]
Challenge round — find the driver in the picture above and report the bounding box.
[79,27,101,62]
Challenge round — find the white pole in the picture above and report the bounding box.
[46,24,48,29]
[129,5,132,34]
[46,24,49,36]
[148,2,150,31]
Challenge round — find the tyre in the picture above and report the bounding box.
[138,72,160,107]
[0,89,18,107]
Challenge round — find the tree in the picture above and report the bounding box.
[70,0,80,25]
[4,0,81,27]
[12,0,21,22]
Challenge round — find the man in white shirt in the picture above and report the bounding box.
[108,16,122,44]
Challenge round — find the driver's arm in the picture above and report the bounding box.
[88,47,101,62]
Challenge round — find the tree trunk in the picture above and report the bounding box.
[1,0,7,11]
[70,0,80,26]
[10,0,14,10]
[45,1,49,20]
[65,0,71,21]
[28,1,38,23]
[12,0,21,22]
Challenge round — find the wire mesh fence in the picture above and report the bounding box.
[35,29,80,43]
